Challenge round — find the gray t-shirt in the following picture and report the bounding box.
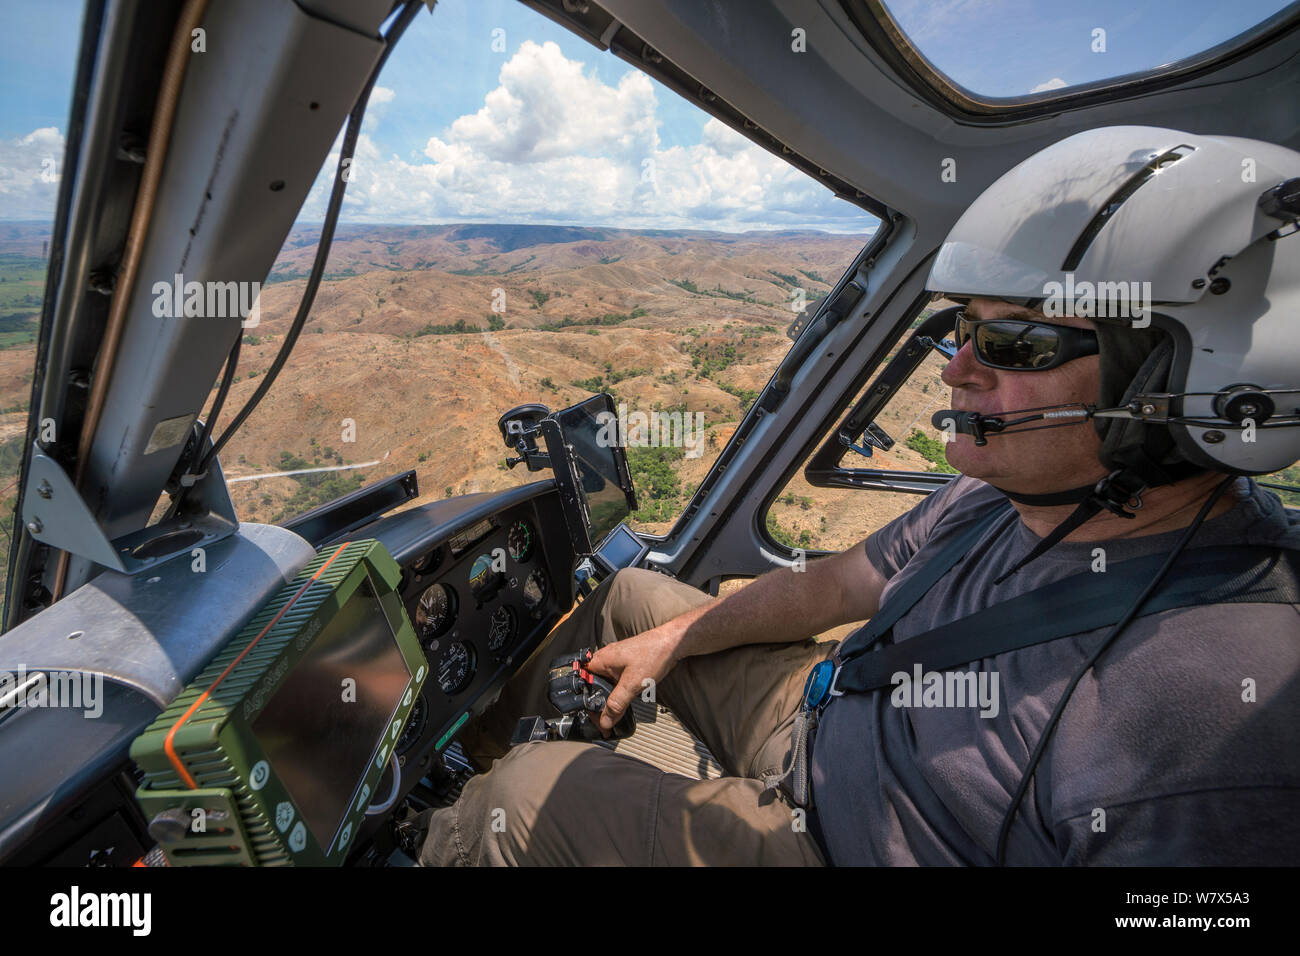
[810,475,1300,865]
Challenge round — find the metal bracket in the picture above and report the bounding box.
[840,421,896,459]
[20,442,238,574]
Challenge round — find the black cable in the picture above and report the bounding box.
[167,331,242,517]
[196,0,423,475]
[1256,480,1300,496]
[993,472,1238,865]
[197,333,241,463]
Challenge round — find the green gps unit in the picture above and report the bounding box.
[130,539,428,866]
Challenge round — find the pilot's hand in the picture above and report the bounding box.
[585,627,680,736]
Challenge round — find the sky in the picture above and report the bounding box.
[883,0,1296,97]
[0,0,1293,230]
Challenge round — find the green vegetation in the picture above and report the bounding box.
[529,290,552,308]
[0,434,25,621]
[1262,464,1300,507]
[708,286,757,302]
[669,277,757,303]
[906,428,959,474]
[487,315,505,331]
[799,269,827,284]
[766,513,812,549]
[605,366,648,385]
[687,339,739,376]
[413,318,475,336]
[266,267,359,284]
[268,451,364,523]
[768,271,802,287]
[628,445,685,522]
[537,311,638,332]
[715,380,759,412]
[0,254,45,348]
[570,365,650,402]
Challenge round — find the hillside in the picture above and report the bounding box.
[0,223,904,614]
[213,222,916,540]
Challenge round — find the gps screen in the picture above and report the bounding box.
[251,578,410,850]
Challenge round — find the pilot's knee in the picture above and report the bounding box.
[450,742,586,864]
[605,567,704,640]
[602,567,659,640]
[605,566,658,603]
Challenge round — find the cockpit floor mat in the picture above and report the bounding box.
[596,697,723,780]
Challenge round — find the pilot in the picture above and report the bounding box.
[415,126,1300,866]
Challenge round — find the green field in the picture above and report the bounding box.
[0,254,45,348]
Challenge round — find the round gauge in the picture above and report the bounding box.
[507,519,535,562]
[436,641,476,696]
[396,694,428,755]
[415,583,456,640]
[469,552,502,600]
[522,568,547,614]
[486,605,517,655]
[410,548,442,576]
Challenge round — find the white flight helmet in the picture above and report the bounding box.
[928,125,1300,481]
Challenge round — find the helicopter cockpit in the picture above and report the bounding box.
[1,0,1299,871]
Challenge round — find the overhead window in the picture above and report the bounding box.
[854,0,1300,109]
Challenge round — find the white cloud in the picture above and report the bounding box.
[0,45,874,232]
[1029,77,1067,93]
[300,41,872,232]
[0,127,66,219]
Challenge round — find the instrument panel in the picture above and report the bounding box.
[392,502,566,764]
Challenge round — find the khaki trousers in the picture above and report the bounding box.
[417,568,836,865]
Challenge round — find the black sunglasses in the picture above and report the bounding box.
[953,310,1099,371]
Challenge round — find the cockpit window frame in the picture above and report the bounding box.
[842,0,1300,121]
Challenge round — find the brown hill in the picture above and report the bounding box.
[4,223,962,614]
[217,225,879,533]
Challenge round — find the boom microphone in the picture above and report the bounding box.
[931,409,1001,445]
[932,405,1093,445]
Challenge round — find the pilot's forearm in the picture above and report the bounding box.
[666,559,851,663]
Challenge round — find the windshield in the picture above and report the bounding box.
[0,0,83,622]
[207,0,878,537]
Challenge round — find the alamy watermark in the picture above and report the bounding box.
[890,664,1000,718]
[1041,273,1152,328]
[50,886,150,936]
[595,403,707,459]
[0,666,104,718]
[151,273,262,327]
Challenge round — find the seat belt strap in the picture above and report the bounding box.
[835,500,1016,663]
[835,545,1300,695]
[768,498,1014,808]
